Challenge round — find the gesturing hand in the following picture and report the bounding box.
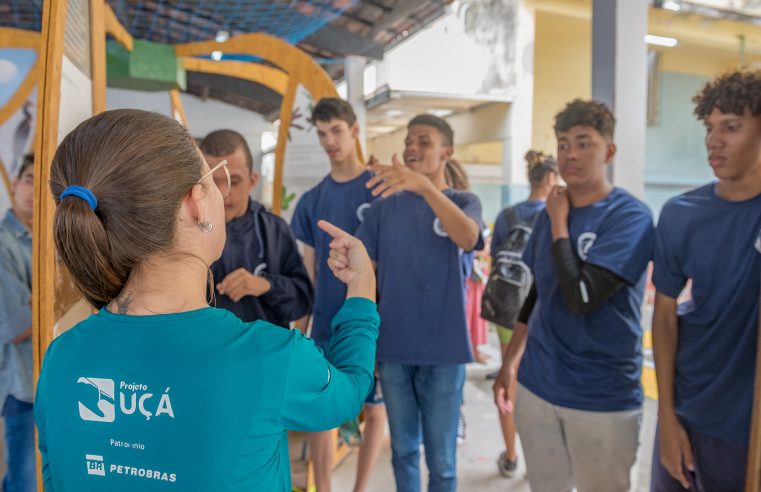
[318,220,376,301]
[366,154,433,198]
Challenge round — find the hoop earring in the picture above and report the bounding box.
[198,221,213,233]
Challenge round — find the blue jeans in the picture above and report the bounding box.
[3,396,37,492]
[377,362,465,492]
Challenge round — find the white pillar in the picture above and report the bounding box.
[505,0,536,204]
[345,55,367,154]
[592,0,649,199]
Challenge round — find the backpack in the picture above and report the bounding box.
[480,206,536,328]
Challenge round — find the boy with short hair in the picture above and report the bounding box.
[493,99,655,492]
[291,98,386,492]
[651,70,761,491]
[357,114,484,492]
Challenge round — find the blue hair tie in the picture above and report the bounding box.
[60,185,98,211]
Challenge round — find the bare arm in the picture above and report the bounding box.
[420,185,480,251]
[652,292,694,488]
[493,321,529,414]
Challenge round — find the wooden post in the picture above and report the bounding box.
[89,0,106,114]
[746,284,761,491]
[32,0,68,489]
[169,90,188,126]
[272,77,298,215]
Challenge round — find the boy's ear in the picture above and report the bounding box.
[605,142,617,164]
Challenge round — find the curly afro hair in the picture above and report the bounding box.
[693,70,761,120]
[554,99,615,140]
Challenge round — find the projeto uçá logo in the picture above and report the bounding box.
[77,377,174,423]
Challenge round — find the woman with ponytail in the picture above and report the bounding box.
[35,109,379,492]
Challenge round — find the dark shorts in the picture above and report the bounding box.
[364,375,384,406]
[650,421,748,492]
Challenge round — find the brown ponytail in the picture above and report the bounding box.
[525,149,558,187]
[445,158,470,191]
[50,109,203,308]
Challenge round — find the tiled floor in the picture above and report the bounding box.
[328,330,658,492]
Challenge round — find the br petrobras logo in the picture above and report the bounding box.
[356,203,371,222]
[84,453,178,483]
[86,454,105,476]
[433,218,448,237]
[577,232,597,261]
[78,377,116,423]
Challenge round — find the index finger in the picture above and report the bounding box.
[318,220,350,240]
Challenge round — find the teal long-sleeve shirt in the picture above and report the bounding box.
[34,297,379,491]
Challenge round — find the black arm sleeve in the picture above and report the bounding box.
[551,238,626,315]
[516,282,537,325]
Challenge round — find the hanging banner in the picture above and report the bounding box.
[280,84,330,221]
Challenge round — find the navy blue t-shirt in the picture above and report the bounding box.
[519,187,654,412]
[356,189,484,365]
[491,199,546,257]
[291,171,375,348]
[653,183,761,442]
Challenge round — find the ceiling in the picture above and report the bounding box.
[0,0,451,115]
[365,86,510,139]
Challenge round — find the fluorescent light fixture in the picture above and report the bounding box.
[645,35,678,47]
[385,109,404,118]
[211,51,223,61]
[215,30,229,43]
[662,1,681,11]
[430,108,453,118]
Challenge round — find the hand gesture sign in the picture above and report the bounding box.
[366,154,433,198]
[318,220,376,301]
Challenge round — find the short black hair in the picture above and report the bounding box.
[199,129,254,172]
[554,99,615,140]
[310,98,357,126]
[17,153,34,179]
[408,114,454,146]
[693,70,761,120]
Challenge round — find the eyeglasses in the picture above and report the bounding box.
[198,159,230,198]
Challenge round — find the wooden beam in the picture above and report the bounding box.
[104,3,133,51]
[169,90,188,126]
[747,285,761,492]
[273,77,298,215]
[32,0,68,488]
[181,57,289,95]
[90,0,107,114]
[0,156,11,204]
[175,33,337,104]
[176,34,348,215]
[0,60,39,126]
[0,27,41,49]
